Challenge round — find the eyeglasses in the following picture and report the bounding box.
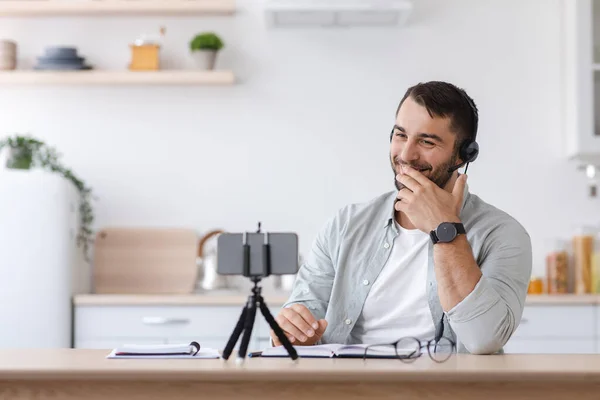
[363,315,455,362]
[362,336,456,362]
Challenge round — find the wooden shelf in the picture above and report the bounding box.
[0,0,235,16]
[0,70,236,85]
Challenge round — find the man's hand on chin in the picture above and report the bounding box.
[395,165,467,233]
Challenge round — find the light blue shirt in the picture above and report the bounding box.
[283,183,532,354]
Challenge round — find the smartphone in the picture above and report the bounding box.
[216,232,299,276]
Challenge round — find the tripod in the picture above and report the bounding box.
[221,225,298,363]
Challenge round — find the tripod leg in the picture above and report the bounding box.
[258,298,299,360]
[221,302,248,360]
[237,296,257,363]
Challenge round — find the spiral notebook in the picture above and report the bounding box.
[260,343,414,359]
[106,341,220,359]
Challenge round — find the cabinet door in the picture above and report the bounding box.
[564,0,600,163]
[512,305,595,339]
[504,338,595,354]
[75,305,244,342]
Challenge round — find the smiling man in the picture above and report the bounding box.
[272,81,532,355]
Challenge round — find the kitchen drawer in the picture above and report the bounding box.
[75,338,167,349]
[75,305,248,340]
[512,305,595,339]
[503,338,595,354]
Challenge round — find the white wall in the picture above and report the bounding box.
[0,0,597,278]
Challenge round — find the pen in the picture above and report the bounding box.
[248,351,263,358]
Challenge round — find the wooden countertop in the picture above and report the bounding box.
[1,349,600,382]
[73,293,600,306]
[3,350,600,400]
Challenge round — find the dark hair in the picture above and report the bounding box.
[396,81,478,150]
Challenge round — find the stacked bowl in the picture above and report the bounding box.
[34,46,91,70]
[0,40,17,70]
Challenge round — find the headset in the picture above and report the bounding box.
[390,89,479,174]
[448,91,479,174]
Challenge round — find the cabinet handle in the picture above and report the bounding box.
[142,317,190,325]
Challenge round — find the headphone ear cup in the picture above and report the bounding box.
[460,141,479,163]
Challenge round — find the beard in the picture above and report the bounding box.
[391,152,459,191]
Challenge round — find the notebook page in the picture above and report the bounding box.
[261,344,343,358]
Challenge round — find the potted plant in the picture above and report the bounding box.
[0,134,95,262]
[189,32,224,70]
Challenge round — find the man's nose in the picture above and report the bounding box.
[400,139,419,162]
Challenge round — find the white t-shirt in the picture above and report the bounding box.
[350,223,436,344]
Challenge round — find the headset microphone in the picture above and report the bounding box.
[448,161,468,174]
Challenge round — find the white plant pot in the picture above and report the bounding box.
[191,50,218,70]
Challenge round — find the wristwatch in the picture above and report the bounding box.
[430,222,465,244]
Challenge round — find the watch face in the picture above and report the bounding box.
[437,223,457,242]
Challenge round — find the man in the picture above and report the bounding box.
[271,81,532,355]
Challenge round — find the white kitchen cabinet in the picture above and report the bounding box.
[512,305,595,339]
[74,304,265,352]
[74,296,600,355]
[563,0,600,165]
[504,338,596,354]
[504,303,597,354]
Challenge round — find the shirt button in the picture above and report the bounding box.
[383,242,390,249]
[345,318,352,325]
[363,279,369,286]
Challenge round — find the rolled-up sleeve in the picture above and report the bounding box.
[282,215,338,320]
[446,221,532,355]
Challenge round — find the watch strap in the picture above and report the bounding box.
[430,230,440,244]
[455,223,466,235]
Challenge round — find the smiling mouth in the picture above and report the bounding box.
[398,165,430,173]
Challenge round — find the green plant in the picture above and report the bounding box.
[190,32,224,52]
[0,134,95,262]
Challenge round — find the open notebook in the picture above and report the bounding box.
[260,343,416,359]
[106,342,220,359]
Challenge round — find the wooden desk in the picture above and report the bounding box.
[0,349,599,400]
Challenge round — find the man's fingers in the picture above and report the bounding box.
[395,198,407,212]
[276,313,309,342]
[282,308,315,340]
[402,165,431,186]
[315,319,328,336]
[290,304,319,330]
[396,187,414,202]
[396,173,421,192]
[271,331,281,347]
[270,328,295,346]
[453,173,467,206]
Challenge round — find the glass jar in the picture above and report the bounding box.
[527,276,544,294]
[546,239,569,294]
[592,228,600,293]
[573,226,597,294]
